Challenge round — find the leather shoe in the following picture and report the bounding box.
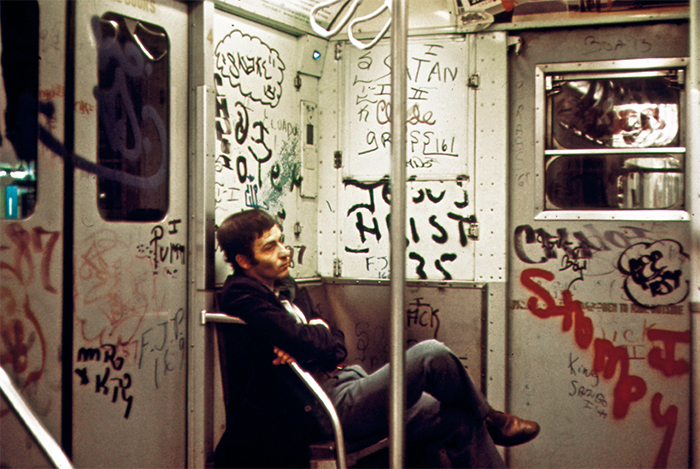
[484,410,540,447]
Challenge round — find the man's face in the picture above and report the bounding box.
[241,224,291,289]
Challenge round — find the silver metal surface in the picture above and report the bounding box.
[494,9,689,32]
[0,366,74,469]
[71,2,190,467]
[546,148,686,156]
[321,277,485,288]
[687,0,700,466]
[188,3,217,468]
[538,57,687,74]
[389,0,407,466]
[534,209,690,221]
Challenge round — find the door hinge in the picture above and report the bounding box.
[335,42,343,60]
[468,74,480,88]
[507,36,522,55]
[334,151,342,169]
[468,222,479,240]
[333,258,342,277]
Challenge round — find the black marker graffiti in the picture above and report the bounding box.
[75,343,133,419]
[214,30,285,108]
[617,240,689,308]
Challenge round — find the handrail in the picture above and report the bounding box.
[0,366,74,469]
[288,361,348,469]
[309,0,391,50]
[202,311,348,469]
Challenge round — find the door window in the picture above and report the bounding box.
[537,58,686,212]
[96,12,169,221]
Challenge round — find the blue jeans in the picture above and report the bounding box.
[321,339,505,468]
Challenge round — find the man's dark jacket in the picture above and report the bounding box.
[213,274,347,468]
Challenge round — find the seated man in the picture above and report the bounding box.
[213,209,539,468]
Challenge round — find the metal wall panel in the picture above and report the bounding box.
[319,32,508,283]
[212,11,321,284]
[307,281,485,391]
[507,23,691,468]
[71,1,189,467]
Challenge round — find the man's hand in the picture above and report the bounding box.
[272,346,296,365]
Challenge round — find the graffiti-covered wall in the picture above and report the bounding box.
[1,2,65,467]
[318,33,508,283]
[213,11,320,283]
[507,24,691,468]
[70,2,190,467]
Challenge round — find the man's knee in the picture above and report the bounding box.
[410,339,454,361]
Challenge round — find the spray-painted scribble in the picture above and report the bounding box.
[520,268,594,350]
[215,30,285,108]
[651,392,678,469]
[75,230,159,345]
[513,223,653,265]
[0,288,47,398]
[568,355,609,420]
[646,328,690,377]
[267,137,302,207]
[346,41,466,177]
[617,240,689,307]
[135,222,186,278]
[519,267,690,467]
[1,223,61,294]
[213,90,297,214]
[342,177,474,279]
[406,297,440,338]
[0,223,59,416]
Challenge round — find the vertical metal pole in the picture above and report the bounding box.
[0,367,74,469]
[688,1,700,466]
[389,0,407,467]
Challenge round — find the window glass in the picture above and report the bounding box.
[1,1,39,219]
[545,153,683,210]
[96,12,169,221]
[550,77,680,150]
[544,67,685,211]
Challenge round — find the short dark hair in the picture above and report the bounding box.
[217,209,280,275]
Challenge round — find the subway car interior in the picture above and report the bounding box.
[1,0,699,467]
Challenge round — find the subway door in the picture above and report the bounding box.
[71,1,189,467]
[0,1,66,467]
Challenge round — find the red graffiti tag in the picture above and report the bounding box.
[0,223,60,293]
[592,338,646,419]
[520,268,593,349]
[0,290,48,417]
[646,328,690,377]
[520,267,685,467]
[651,393,678,469]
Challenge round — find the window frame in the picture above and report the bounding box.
[534,57,689,221]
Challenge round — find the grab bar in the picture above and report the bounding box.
[202,311,349,469]
[0,366,74,469]
[310,0,391,50]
